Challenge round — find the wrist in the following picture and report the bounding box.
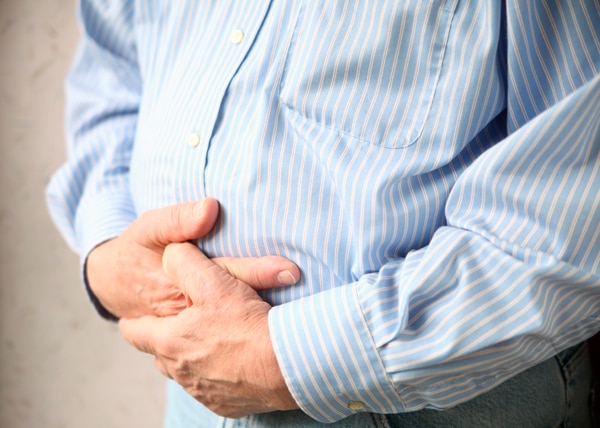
[85,238,122,318]
[256,311,298,411]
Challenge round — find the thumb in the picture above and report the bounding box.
[131,198,219,249]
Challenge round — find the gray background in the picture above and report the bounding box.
[1,1,165,426]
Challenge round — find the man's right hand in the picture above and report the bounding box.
[86,198,300,319]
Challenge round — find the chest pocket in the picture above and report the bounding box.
[278,0,458,149]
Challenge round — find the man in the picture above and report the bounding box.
[47,1,600,426]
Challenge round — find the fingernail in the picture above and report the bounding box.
[192,199,207,219]
[277,270,298,285]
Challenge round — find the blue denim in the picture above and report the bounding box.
[164,343,596,427]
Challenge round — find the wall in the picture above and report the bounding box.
[0,1,165,426]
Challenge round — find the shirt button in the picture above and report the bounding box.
[187,133,201,148]
[347,401,366,411]
[230,29,245,44]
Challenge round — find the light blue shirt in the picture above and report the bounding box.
[47,0,600,423]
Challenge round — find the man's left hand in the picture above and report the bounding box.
[118,242,299,418]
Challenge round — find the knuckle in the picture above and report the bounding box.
[251,270,267,287]
[207,403,229,418]
[137,209,154,227]
[151,298,186,317]
[159,343,178,360]
[155,332,178,357]
[167,204,184,229]
[172,358,189,378]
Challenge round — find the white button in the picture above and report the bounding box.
[230,29,245,44]
[187,133,201,147]
[347,401,366,411]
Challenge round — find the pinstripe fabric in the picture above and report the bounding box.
[46,0,600,423]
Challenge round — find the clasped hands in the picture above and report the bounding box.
[86,198,299,417]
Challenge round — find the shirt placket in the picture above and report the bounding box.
[184,1,273,195]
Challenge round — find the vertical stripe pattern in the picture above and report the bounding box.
[46,0,600,423]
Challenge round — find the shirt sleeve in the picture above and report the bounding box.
[45,0,140,317]
[270,72,600,423]
[269,3,600,422]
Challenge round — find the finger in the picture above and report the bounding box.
[162,242,238,302]
[213,255,300,290]
[132,198,220,248]
[154,357,172,379]
[118,316,168,355]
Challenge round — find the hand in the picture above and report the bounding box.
[118,242,299,418]
[86,198,300,318]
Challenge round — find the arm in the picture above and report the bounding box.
[46,0,141,318]
[269,3,600,420]
[270,74,600,421]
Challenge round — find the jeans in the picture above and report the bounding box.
[164,342,596,428]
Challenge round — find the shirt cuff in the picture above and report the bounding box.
[268,284,405,423]
[75,190,137,320]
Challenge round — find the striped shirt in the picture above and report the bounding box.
[46,0,600,423]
